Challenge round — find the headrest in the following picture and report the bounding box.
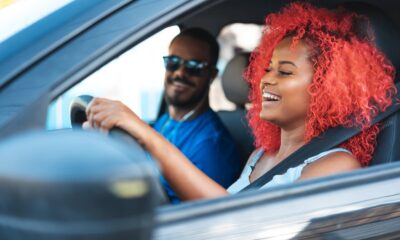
[221,52,251,107]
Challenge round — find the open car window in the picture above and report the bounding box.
[46,22,264,130]
[46,26,180,129]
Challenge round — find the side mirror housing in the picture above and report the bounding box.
[0,130,158,240]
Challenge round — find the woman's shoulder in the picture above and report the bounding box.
[299,149,361,181]
[245,148,265,166]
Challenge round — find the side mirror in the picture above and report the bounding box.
[0,130,159,239]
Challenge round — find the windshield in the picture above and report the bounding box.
[0,0,73,43]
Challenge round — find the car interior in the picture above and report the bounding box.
[172,0,400,172]
[64,0,400,195]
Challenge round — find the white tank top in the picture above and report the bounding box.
[227,148,352,194]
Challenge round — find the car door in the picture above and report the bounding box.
[154,162,400,239]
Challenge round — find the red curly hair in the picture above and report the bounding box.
[246,2,397,166]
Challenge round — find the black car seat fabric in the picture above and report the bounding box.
[371,107,400,165]
[217,52,254,166]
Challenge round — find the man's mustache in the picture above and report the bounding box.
[167,77,195,87]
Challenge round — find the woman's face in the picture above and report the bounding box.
[260,37,314,129]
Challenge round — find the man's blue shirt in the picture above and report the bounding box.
[153,109,241,203]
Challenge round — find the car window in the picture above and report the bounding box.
[209,23,263,111]
[46,23,262,129]
[46,26,180,129]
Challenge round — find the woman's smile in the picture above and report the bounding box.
[262,89,281,107]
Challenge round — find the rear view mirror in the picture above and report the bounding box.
[0,130,159,239]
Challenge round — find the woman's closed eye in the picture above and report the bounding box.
[264,67,293,76]
[279,70,293,76]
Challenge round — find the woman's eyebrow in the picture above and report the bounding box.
[279,61,297,67]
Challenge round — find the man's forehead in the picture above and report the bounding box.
[169,36,211,60]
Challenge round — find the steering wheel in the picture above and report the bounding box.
[69,95,170,205]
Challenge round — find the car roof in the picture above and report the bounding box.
[178,0,400,33]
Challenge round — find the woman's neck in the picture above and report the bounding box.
[274,123,306,161]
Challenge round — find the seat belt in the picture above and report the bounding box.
[240,82,400,192]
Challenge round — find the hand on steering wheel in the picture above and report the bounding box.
[69,95,170,204]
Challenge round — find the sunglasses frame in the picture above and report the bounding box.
[163,55,210,76]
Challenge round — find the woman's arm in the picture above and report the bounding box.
[85,98,228,201]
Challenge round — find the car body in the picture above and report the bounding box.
[0,0,399,239]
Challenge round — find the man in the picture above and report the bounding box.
[152,28,241,203]
[86,28,241,204]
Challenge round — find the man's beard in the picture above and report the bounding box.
[165,76,209,108]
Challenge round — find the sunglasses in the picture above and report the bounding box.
[163,55,210,76]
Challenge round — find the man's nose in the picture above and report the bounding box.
[172,64,188,77]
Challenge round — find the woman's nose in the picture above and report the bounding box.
[261,73,277,86]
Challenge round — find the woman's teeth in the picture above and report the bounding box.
[263,92,280,101]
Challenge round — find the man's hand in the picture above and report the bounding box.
[84,98,142,135]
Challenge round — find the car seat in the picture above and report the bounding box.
[217,52,254,166]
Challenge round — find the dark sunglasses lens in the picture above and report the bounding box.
[185,60,206,76]
[163,56,180,71]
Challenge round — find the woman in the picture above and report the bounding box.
[85,3,397,200]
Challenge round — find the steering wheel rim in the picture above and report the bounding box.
[69,95,170,205]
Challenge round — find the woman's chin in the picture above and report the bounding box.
[259,112,279,124]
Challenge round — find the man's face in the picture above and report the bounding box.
[164,36,216,109]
